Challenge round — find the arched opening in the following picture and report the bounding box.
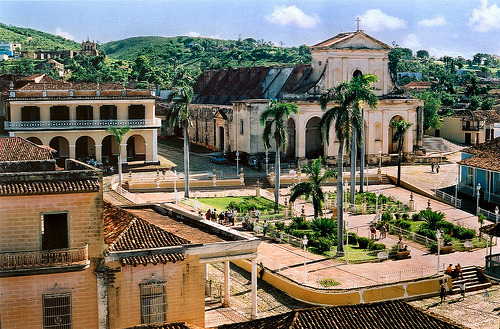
[305,117,324,159]
[353,69,363,78]
[76,105,93,121]
[75,136,95,161]
[102,135,119,166]
[21,106,40,122]
[27,137,43,145]
[389,116,404,154]
[100,105,117,121]
[127,135,146,162]
[128,105,145,120]
[218,126,225,152]
[49,136,70,167]
[286,118,296,159]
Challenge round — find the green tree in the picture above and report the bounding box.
[319,81,362,253]
[106,126,131,188]
[391,119,413,187]
[165,83,194,198]
[415,91,442,130]
[416,50,429,59]
[260,100,299,213]
[289,157,336,218]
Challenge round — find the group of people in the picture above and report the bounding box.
[369,223,387,240]
[78,156,116,174]
[431,163,441,173]
[445,263,463,279]
[205,209,235,226]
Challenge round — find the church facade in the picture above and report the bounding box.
[190,30,424,165]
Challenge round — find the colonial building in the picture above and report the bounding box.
[190,30,424,165]
[0,136,103,329]
[427,109,500,145]
[0,137,260,328]
[3,81,161,167]
[458,136,500,205]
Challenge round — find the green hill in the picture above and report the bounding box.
[0,22,80,51]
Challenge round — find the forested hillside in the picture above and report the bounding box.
[0,23,80,51]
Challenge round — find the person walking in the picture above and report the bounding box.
[263,220,268,237]
[440,284,446,303]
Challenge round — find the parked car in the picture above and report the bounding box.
[208,153,228,164]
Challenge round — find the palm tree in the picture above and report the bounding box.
[391,119,413,187]
[260,100,299,213]
[289,157,336,218]
[319,75,378,254]
[106,126,130,188]
[165,83,194,198]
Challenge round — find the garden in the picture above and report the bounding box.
[199,196,284,217]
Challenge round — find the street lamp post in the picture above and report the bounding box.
[476,183,481,215]
[265,149,269,176]
[344,180,349,211]
[436,229,443,275]
[375,190,380,220]
[378,148,382,175]
[302,235,308,283]
[454,179,459,208]
[236,151,240,176]
[495,206,499,223]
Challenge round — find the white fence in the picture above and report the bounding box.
[479,207,499,222]
[111,176,145,204]
[436,190,462,208]
[387,223,436,247]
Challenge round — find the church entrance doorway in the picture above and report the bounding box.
[305,117,323,159]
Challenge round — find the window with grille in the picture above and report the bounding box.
[140,280,166,324]
[43,292,72,329]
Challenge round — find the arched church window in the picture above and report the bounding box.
[353,69,362,78]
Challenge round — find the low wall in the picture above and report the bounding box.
[385,174,446,204]
[233,259,451,306]
[274,174,382,187]
[128,179,243,192]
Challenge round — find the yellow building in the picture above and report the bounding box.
[0,136,103,329]
[0,137,260,329]
[4,81,161,167]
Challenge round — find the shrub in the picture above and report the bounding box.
[369,242,386,251]
[319,278,340,287]
[394,213,401,220]
[288,229,314,239]
[393,219,411,231]
[416,226,437,240]
[310,236,334,253]
[358,237,371,249]
[347,233,358,245]
[411,213,421,221]
[419,209,445,230]
[402,213,409,220]
[381,212,393,222]
[275,221,285,231]
[311,217,336,237]
[289,216,310,230]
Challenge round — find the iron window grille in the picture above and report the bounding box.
[140,279,166,324]
[42,291,72,329]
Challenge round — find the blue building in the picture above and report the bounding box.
[0,42,13,57]
[458,137,500,206]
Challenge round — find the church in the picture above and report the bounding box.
[191,29,424,165]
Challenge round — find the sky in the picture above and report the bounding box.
[0,0,499,59]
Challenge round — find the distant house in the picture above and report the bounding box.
[0,42,14,57]
[426,109,500,145]
[458,137,500,205]
[402,80,432,92]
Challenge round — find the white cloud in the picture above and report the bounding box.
[187,31,201,37]
[469,0,500,32]
[55,28,74,40]
[402,34,422,49]
[418,15,447,27]
[427,47,475,60]
[358,9,406,32]
[209,34,222,39]
[266,5,320,28]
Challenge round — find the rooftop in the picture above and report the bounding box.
[217,300,465,329]
[0,137,53,162]
[310,30,392,50]
[458,137,500,172]
[448,109,500,124]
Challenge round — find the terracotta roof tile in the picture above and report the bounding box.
[125,322,203,329]
[448,110,500,124]
[17,81,124,91]
[480,223,500,236]
[458,137,500,172]
[218,300,465,329]
[0,137,53,162]
[103,203,190,265]
[0,179,100,196]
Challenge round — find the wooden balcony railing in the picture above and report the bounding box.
[0,244,89,271]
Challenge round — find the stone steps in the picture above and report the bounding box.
[450,266,491,294]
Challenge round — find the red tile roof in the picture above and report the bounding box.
[458,137,500,172]
[103,203,191,266]
[125,322,203,329]
[0,179,100,196]
[0,137,53,162]
[217,301,465,329]
[18,81,124,90]
[448,109,500,124]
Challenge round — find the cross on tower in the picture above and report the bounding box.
[356,17,361,31]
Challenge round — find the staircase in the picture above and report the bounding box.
[379,174,392,185]
[422,136,465,155]
[450,266,491,294]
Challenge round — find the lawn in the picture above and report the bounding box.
[326,245,382,263]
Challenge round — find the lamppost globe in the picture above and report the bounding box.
[302,235,308,246]
[302,235,308,283]
[495,206,499,223]
[436,229,443,275]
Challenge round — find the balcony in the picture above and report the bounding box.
[4,118,162,130]
[0,245,89,277]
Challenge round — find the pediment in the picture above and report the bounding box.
[311,31,392,51]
